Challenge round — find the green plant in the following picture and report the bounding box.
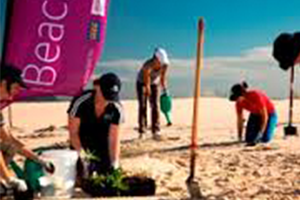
[107,168,129,193]
[88,168,129,195]
[81,149,101,162]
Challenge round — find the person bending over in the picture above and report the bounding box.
[229,82,278,146]
[67,73,124,177]
[0,66,54,195]
[136,48,170,140]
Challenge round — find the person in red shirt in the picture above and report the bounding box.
[229,82,278,146]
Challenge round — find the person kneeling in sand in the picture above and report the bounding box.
[229,82,278,146]
[67,73,124,179]
[0,66,54,195]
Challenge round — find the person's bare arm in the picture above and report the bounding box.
[108,124,120,168]
[0,119,13,180]
[259,107,268,134]
[236,110,244,142]
[143,67,151,96]
[0,125,10,142]
[1,126,51,171]
[0,122,27,151]
[68,116,82,153]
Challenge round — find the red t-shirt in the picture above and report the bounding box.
[236,90,275,114]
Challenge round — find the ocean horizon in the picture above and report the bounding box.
[23,64,300,102]
[93,64,300,100]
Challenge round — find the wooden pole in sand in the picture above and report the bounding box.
[288,65,295,127]
[186,18,204,198]
[284,64,298,136]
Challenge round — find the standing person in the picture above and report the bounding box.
[136,48,170,140]
[229,82,278,146]
[0,65,54,195]
[67,73,124,177]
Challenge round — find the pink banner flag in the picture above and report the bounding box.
[4,0,109,98]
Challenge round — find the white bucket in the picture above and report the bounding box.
[40,150,78,198]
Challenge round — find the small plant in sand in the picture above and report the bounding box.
[88,168,129,195]
[81,149,101,162]
[81,151,156,197]
[80,151,129,196]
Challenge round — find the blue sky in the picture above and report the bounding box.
[102,0,300,59]
[0,0,7,60]
[96,0,300,99]
[1,0,299,99]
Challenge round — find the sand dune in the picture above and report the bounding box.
[2,97,300,199]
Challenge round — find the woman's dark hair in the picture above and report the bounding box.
[241,81,248,90]
[93,73,121,101]
[0,65,27,93]
[229,81,249,101]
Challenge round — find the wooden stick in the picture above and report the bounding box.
[189,18,204,180]
[288,65,295,127]
[8,105,13,128]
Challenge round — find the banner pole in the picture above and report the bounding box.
[8,105,13,128]
[2,0,15,128]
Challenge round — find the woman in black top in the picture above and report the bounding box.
[67,73,124,173]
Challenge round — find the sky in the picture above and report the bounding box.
[96,0,300,99]
[0,0,299,99]
[0,0,7,60]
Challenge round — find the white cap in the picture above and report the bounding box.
[154,48,170,65]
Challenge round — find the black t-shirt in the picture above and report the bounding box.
[67,90,124,168]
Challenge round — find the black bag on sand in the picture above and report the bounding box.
[122,176,156,196]
[81,175,156,197]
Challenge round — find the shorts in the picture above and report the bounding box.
[245,112,278,143]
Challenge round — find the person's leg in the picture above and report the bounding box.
[261,112,278,143]
[245,114,262,145]
[136,82,147,135]
[150,84,160,135]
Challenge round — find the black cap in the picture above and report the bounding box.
[94,73,121,101]
[0,65,27,88]
[229,82,248,101]
[273,32,300,71]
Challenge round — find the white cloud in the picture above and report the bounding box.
[98,45,276,76]
[99,59,143,69]
[96,45,299,98]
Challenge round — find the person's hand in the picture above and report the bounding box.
[238,136,243,142]
[39,158,55,174]
[79,149,87,160]
[144,86,151,97]
[79,149,100,162]
[237,131,244,143]
[43,161,55,174]
[8,177,28,192]
[111,160,119,170]
[162,88,168,95]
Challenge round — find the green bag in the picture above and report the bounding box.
[10,150,46,192]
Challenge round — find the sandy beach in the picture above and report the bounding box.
[2,97,300,200]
